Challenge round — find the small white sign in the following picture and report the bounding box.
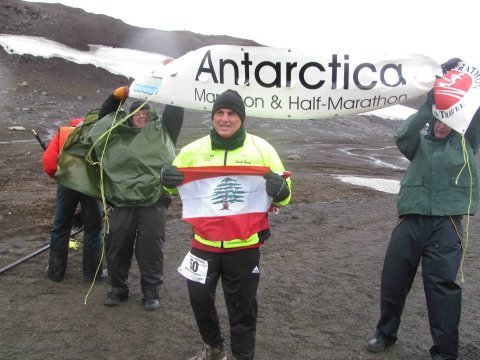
[178,251,209,284]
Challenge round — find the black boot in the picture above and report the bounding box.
[47,249,68,282]
[104,287,129,306]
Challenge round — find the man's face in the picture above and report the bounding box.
[434,120,453,139]
[132,109,149,128]
[212,108,242,138]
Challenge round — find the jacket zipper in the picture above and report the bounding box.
[221,149,229,249]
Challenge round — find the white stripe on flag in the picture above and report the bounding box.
[178,175,270,219]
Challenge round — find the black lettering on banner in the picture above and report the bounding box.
[194,88,217,103]
[380,64,406,87]
[285,62,297,87]
[353,63,377,90]
[343,55,350,90]
[462,66,480,88]
[220,58,240,85]
[241,52,253,86]
[196,50,218,83]
[255,61,282,87]
[244,96,265,108]
[299,62,325,90]
[327,94,408,110]
[271,95,282,109]
[195,51,407,91]
[329,54,341,89]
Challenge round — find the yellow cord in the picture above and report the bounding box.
[83,110,121,304]
[456,135,473,284]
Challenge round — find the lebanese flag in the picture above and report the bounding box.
[432,64,480,134]
[176,165,272,241]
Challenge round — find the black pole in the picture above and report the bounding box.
[32,129,47,150]
[0,244,50,274]
[0,228,83,274]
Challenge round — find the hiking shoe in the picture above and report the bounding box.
[46,271,63,282]
[103,289,128,306]
[189,344,226,360]
[366,337,392,353]
[144,298,160,310]
[46,265,64,282]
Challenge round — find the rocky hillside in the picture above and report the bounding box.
[0,0,261,57]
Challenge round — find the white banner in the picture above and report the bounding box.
[130,45,440,119]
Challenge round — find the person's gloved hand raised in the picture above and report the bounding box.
[263,172,290,202]
[426,57,463,108]
[441,58,463,74]
[160,165,184,188]
[113,86,129,101]
[425,88,435,108]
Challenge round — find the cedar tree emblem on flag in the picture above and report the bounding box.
[211,177,246,210]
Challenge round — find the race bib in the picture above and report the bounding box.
[177,251,208,284]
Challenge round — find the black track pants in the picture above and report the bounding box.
[106,200,167,299]
[187,247,260,360]
[376,215,462,359]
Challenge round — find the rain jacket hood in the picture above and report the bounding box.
[55,108,176,207]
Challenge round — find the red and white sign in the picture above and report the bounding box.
[433,64,480,134]
[434,70,473,110]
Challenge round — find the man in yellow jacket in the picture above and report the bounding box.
[161,89,291,360]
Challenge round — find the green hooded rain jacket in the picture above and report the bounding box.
[395,103,480,216]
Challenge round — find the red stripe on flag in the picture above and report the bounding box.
[184,212,270,241]
[177,166,271,184]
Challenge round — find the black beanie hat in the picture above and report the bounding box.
[211,89,245,123]
[130,101,150,114]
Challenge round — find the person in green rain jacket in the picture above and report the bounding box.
[366,58,480,360]
[56,83,183,310]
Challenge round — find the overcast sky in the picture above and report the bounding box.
[25,0,479,65]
